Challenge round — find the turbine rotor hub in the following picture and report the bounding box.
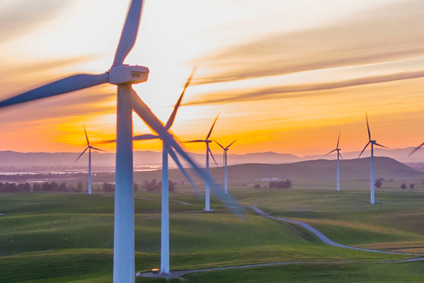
[109,64,149,85]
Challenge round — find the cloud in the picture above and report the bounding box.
[187,70,424,105]
[0,0,69,44]
[195,0,424,84]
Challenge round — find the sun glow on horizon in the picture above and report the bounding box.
[1,0,424,156]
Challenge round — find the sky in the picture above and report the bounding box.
[0,0,424,156]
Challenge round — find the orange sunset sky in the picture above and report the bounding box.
[1,0,424,156]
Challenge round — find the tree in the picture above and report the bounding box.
[283,179,292,189]
[76,182,83,193]
[375,180,383,188]
[410,183,415,190]
[401,183,407,190]
[254,184,261,189]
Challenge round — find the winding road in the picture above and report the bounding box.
[138,206,424,279]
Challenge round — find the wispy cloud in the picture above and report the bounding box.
[187,70,424,105]
[195,0,424,84]
[0,0,68,44]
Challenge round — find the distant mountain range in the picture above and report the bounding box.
[0,147,423,172]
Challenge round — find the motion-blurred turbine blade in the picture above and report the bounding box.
[168,138,245,216]
[214,140,225,150]
[131,90,167,136]
[133,134,160,141]
[409,142,424,156]
[206,114,219,140]
[112,0,145,66]
[338,152,344,160]
[226,139,237,150]
[336,131,341,148]
[208,147,219,167]
[91,147,106,152]
[366,113,371,140]
[325,149,337,156]
[131,91,245,216]
[165,66,197,130]
[84,126,90,146]
[168,147,202,198]
[0,73,109,109]
[74,147,89,163]
[358,142,370,158]
[374,142,388,149]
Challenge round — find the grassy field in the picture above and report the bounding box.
[1,183,424,282]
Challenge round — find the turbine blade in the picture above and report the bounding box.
[358,142,370,158]
[133,134,160,141]
[165,66,197,130]
[338,152,344,160]
[374,142,388,149]
[0,73,109,109]
[208,147,219,167]
[325,149,337,156]
[112,0,145,66]
[131,90,167,136]
[169,139,245,216]
[84,126,90,146]
[366,113,371,140]
[206,114,219,140]
[168,146,202,198]
[91,147,106,152]
[214,140,225,150]
[336,131,341,148]
[74,147,89,163]
[183,140,205,143]
[410,142,424,156]
[226,139,237,150]
[131,91,245,216]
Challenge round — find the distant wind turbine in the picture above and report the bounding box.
[325,131,343,192]
[74,126,105,195]
[215,139,237,194]
[358,114,388,204]
[185,116,219,211]
[0,0,244,281]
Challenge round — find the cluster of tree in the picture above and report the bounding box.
[401,183,415,190]
[142,179,175,192]
[269,179,292,189]
[0,182,84,193]
[375,178,384,188]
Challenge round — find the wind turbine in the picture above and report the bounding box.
[409,140,424,156]
[74,126,105,195]
[358,114,387,204]
[325,131,343,192]
[214,139,237,194]
[0,1,244,281]
[107,69,200,274]
[185,116,219,211]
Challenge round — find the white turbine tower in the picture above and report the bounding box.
[214,139,237,194]
[74,126,105,195]
[0,1,244,281]
[325,131,343,192]
[185,117,219,211]
[358,114,387,204]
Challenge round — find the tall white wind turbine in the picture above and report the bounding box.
[325,131,343,192]
[74,126,105,195]
[358,114,387,204]
[215,139,237,194]
[0,1,244,281]
[130,70,201,275]
[185,116,219,211]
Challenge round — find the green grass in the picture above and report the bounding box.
[1,186,424,282]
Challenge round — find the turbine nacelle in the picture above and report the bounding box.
[109,65,149,85]
[370,140,376,144]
